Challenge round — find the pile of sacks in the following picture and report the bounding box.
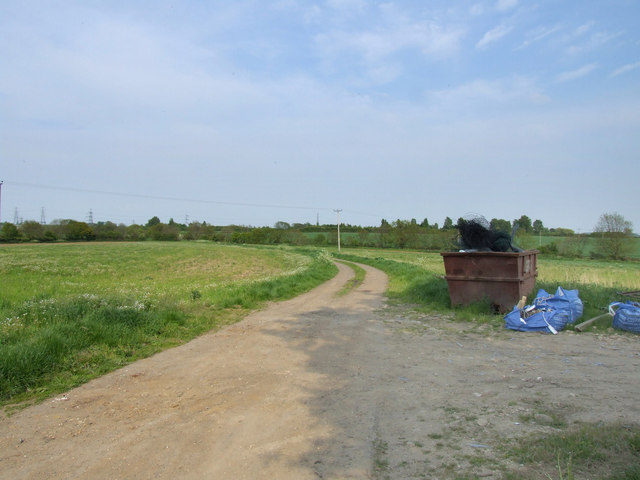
[504,287,583,334]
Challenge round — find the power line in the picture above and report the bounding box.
[5,181,332,212]
[4,180,394,223]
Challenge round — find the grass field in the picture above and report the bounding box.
[0,242,337,407]
[2,242,639,407]
[3,242,640,477]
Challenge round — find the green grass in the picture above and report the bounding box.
[503,423,640,480]
[335,260,367,295]
[0,243,337,407]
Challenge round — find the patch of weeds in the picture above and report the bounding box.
[334,260,366,296]
[518,399,568,429]
[443,405,462,415]
[503,422,640,479]
[373,437,390,477]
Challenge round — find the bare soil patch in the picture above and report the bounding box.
[1,262,639,479]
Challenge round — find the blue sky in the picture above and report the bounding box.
[2,0,639,232]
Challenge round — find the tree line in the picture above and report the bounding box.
[0,212,635,259]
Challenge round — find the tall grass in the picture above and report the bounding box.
[0,243,336,406]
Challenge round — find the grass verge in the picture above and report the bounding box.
[0,245,337,409]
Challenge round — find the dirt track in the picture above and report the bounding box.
[1,262,639,479]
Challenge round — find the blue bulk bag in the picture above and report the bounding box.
[504,306,571,334]
[609,301,640,333]
[532,287,583,324]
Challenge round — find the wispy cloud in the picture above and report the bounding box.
[516,24,561,49]
[575,21,595,37]
[555,63,597,83]
[314,8,464,85]
[476,24,513,49]
[610,61,640,78]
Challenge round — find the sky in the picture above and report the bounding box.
[1,0,639,232]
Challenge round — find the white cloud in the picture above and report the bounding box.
[314,16,464,84]
[476,24,513,49]
[610,61,640,78]
[555,64,597,83]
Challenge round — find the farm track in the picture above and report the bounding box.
[1,261,640,479]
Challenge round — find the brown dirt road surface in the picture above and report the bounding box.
[1,262,639,479]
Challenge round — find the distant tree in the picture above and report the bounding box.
[93,221,125,241]
[125,224,146,241]
[490,218,511,233]
[148,223,180,241]
[532,219,544,234]
[185,222,203,240]
[516,215,532,233]
[1,222,20,241]
[146,216,161,227]
[19,220,45,241]
[420,218,429,228]
[62,220,95,241]
[550,227,575,236]
[594,212,634,259]
[274,221,290,230]
[442,217,454,230]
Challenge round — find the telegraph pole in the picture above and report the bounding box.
[0,181,3,224]
[333,209,342,252]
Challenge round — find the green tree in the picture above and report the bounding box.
[146,216,161,227]
[594,212,634,259]
[442,217,454,230]
[1,222,20,241]
[420,218,429,229]
[274,221,290,230]
[532,219,544,234]
[19,220,45,241]
[62,220,95,241]
[490,218,512,233]
[125,224,146,241]
[148,223,180,241]
[516,215,532,233]
[93,221,124,241]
